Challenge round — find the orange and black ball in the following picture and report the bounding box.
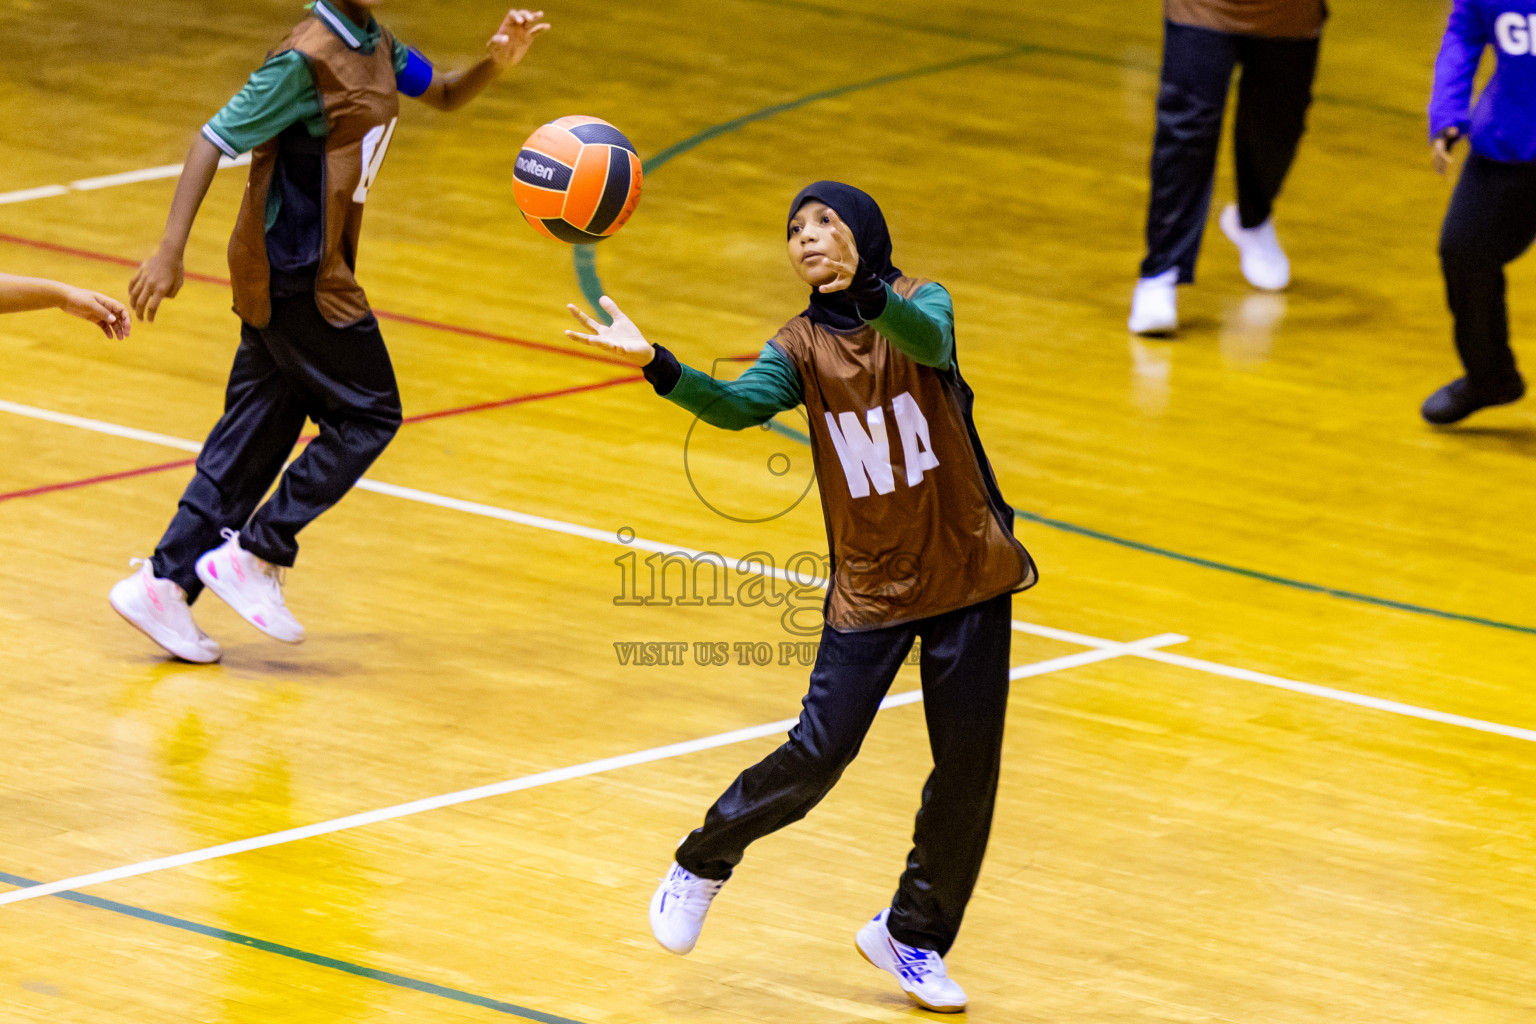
[513,116,643,244]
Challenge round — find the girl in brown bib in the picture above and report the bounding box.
[109,3,549,662]
[567,182,1037,1014]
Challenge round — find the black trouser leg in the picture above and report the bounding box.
[676,622,918,882]
[240,297,403,567]
[886,593,1013,957]
[1439,153,1536,392]
[150,328,308,600]
[1140,21,1240,283]
[1232,34,1319,228]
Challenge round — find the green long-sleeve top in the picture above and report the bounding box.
[655,281,955,430]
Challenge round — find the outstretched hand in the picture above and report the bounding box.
[488,9,550,68]
[817,209,860,293]
[61,286,131,339]
[566,296,655,366]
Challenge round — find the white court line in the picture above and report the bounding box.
[0,636,1187,907]
[0,400,203,454]
[1006,618,1536,743]
[3,397,1533,746]
[1136,648,1536,744]
[0,154,251,206]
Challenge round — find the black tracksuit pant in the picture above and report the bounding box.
[150,293,402,601]
[1438,152,1535,393]
[1140,20,1320,283]
[676,591,1013,957]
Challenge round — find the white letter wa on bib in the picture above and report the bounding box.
[354,118,399,204]
[823,392,942,499]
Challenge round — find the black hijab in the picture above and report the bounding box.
[788,182,903,331]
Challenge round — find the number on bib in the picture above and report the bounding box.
[353,118,398,204]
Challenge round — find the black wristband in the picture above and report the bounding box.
[643,343,683,396]
[847,264,889,321]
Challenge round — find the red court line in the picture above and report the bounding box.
[0,374,644,505]
[399,372,642,425]
[0,231,630,368]
[0,457,199,503]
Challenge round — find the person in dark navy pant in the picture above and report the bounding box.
[1422,0,1536,424]
[1129,0,1328,336]
[108,2,551,664]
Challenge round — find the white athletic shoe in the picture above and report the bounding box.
[649,861,724,955]
[1128,268,1179,336]
[1220,204,1291,291]
[195,529,304,644]
[855,909,968,1014]
[109,559,222,663]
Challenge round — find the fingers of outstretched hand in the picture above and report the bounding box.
[564,328,602,345]
[566,303,603,331]
[598,295,624,320]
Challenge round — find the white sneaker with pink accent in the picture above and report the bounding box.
[195,530,305,644]
[108,559,222,663]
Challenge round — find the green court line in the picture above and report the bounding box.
[764,414,1534,637]
[0,871,587,1024]
[578,33,1531,640]
[573,43,1040,317]
[1006,509,1536,637]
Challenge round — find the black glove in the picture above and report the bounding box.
[844,262,889,321]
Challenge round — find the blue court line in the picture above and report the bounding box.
[0,870,587,1024]
[575,40,1535,643]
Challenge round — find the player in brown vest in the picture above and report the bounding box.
[566,182,1038,1014]
[108,3,549,663]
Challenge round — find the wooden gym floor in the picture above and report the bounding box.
[1,0,1533,1021]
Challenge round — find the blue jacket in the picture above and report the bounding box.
[1431,1,1536,162]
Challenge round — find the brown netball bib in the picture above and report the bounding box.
[771,278,1038,631]
[1164,0,1327,39]
[228,15,401,328]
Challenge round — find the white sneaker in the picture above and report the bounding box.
[855,909,967,1014]
[1220,204,1291,291]
[195,529,304,643]
[649,861,724,955]
[109,559,222,663]
[1128,268,1179,335]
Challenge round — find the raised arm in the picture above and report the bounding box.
[866,282,955,370]
[818,212,954,368]
[411,9,550,112]
[566,297,802,430]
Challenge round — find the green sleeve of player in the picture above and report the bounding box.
[202,50,326,158]
[392,37,411,74]
[664,343,804,430]
[868,281,956,370]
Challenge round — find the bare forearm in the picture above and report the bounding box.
[159,136,223,254]
[0,274,67,314]
[436,57,503,111]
